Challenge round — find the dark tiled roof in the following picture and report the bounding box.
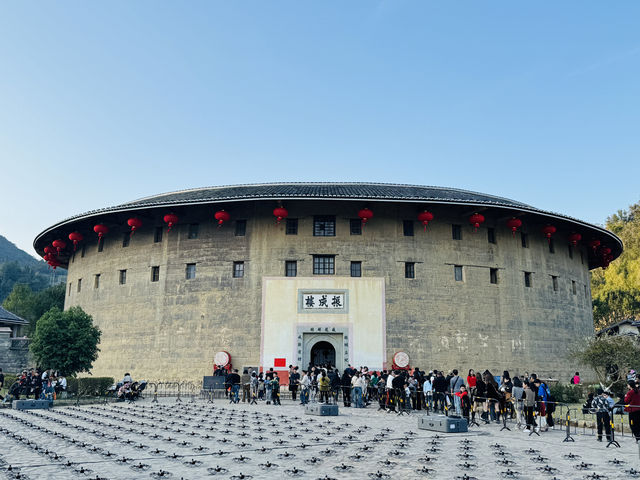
[0,306,28,325]
[119,183,534,209]
[33,182,623,264]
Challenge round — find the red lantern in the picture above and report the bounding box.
[44,246,54,255]
[43,253,53,262]
[68,232,83,251]
[417,210,434,232]
[214,210,230,227]
[52,239,66,254]
[163,213,179,232]
[469,213,485,232]
[506,218,522,237]
[589,239,601,252]
[358,208,374,226]
[600,246,611,257]
[94,224,109,239]
[568,233,582,246]
[127,217,143,234]
[541,225,556,243]
[273,207,289,225]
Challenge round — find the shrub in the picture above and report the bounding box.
[549,384,584,404]
[2,374,17,391]
[67,377,114,397]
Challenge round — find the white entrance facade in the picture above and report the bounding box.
[261,277,386,371]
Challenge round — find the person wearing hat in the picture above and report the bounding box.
[590,388,614,442]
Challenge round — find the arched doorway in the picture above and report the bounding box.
[310,341,336,368]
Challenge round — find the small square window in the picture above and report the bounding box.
[188,223,199,239]
[122,232,130,248]
[350,219,362,235]
[403,220,414,237]
[68,283,71,296]
[71,250,76,263]
[572,280,577,295]
[285,261,297,277]
[313,255,335,275]
[154,226,163,243]
[568,245,573,259]
[454,265,463,282]
[487,228,496,244]
[524,272,532,287]
[81,243,86,257]
[77,278,82,292]
[313,216,336,236]
[548,239,555,254]
[405,262,415,279]
[185,263,196,280]
[119,269,127,285]
[151,266,160,282]
[233,261,244,278]
[286,218,298,235]
[235,220,247,236]
[350,261,362,277]
[584,284,588,297]
[452,224,462,240]
[94,274,100,289]
[580,250,584,264]
[552,275,558,291]
[521,233,529,248]
[98,237,104,252]
[490,268,498,284]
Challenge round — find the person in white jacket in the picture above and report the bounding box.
[300,371,311,405]
[423,376,433,410]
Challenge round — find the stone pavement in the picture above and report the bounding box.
[0,398,638,479]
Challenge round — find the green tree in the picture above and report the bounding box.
[2,283,66,335]
[569,335,640,394]
[591,200,640,329]
[30,306,101,376]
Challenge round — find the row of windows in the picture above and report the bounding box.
[71,259,586,296]
[72,218,584,271]
[70,262,245,294]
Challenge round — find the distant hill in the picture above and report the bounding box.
[0,234,66,302]
[0,235,39,264]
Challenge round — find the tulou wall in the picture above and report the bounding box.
[63,200,594,382]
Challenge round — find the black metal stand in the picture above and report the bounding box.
[563,409,575,442]
[528,411,540,436]
[607,416,621,448]
[500,408,511,431]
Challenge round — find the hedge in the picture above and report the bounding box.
[67,377,115,397]
[549,383,584,404]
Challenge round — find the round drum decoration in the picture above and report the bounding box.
[214,351,231,368]
[393,351,410,369]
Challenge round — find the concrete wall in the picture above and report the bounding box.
[65,200,594,381]
[0,332,31,374]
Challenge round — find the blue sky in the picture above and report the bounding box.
[1,1,639,256]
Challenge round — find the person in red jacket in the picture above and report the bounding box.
[624,381,640,442]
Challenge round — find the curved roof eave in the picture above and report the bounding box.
[32,183,623,263]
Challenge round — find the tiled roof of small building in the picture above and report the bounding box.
[0,306,28,325]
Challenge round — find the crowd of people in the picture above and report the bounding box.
[213,363,640,443]
[0,367,67,405]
